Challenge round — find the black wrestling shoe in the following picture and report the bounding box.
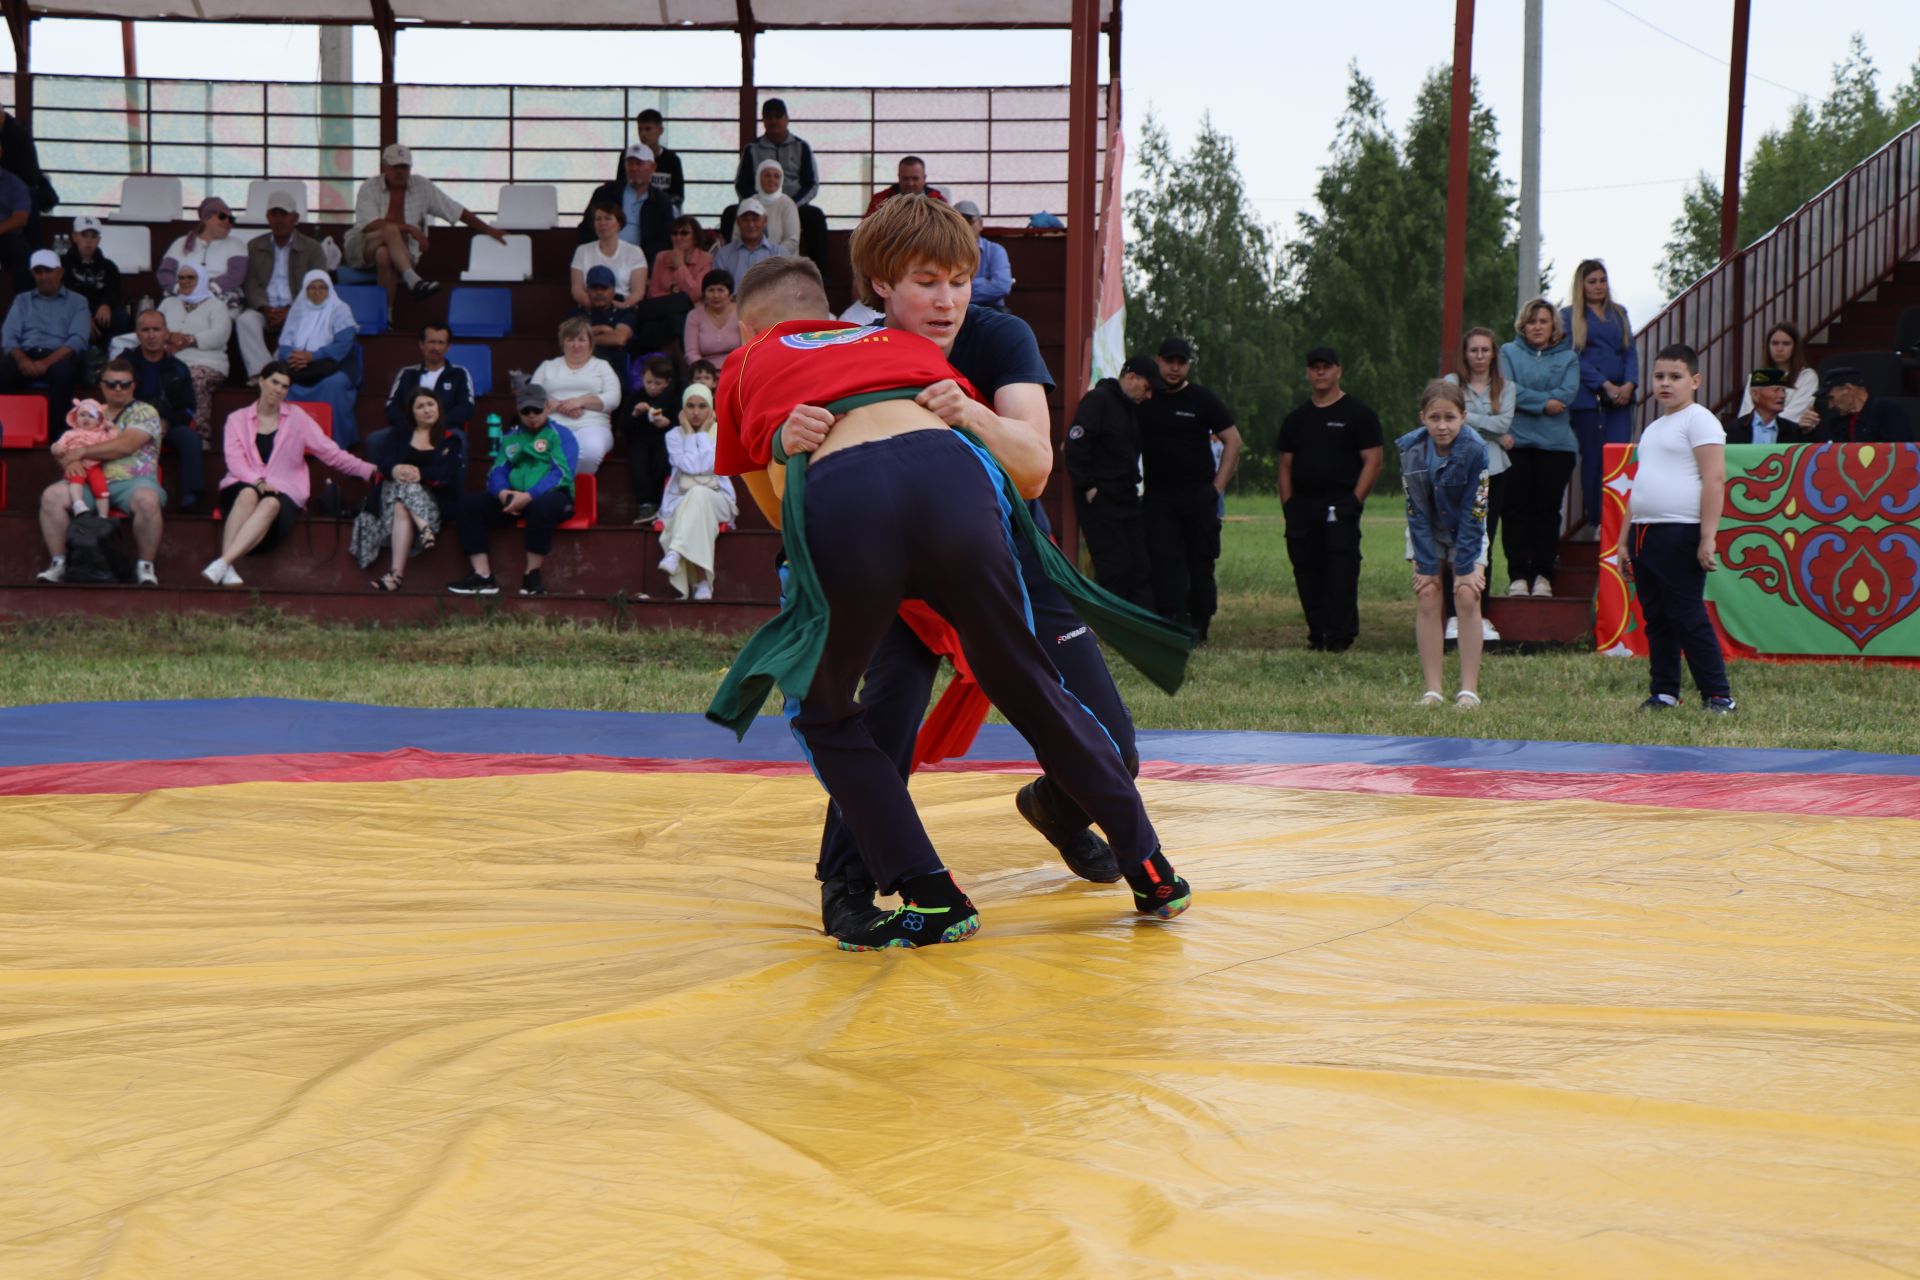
[447,572,498,596]
[820,873,881,936]
[1015,780,1123,883]
[834,871,980,952]
[519,568,547,597]
[1123,849,1193,921]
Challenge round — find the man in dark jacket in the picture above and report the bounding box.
[382,323,475,436]
[128,309,204,511]
[1140,336,1242,644]
[1814,366,1913,444]
[1066,354,1160,605]
[577,144,673,261]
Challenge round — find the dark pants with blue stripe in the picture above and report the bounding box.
[1629,521,1730,701]
[796,430,1154,895]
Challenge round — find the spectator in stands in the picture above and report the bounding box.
[158,196,246,298]
[158,262,233,447]
[864,156,946,218]
[570,202,649,305]
[954,200,1012,310]
[276,270,365,449]
[730,99,827,264]
[0,145,30,292]
[0,108,52,221]
[1402,379,1490,709]
[34,360,165,586]
[751,159,802,254]
[683,269,741,366]
[1501,297,1581,598]
[1066,353,1160,606]
[531,316,620,475]
[621,108,685,211]
[1737,322,1820,430]
[624,353,680,523]
[59,215,129,345]
[0,249,89,420]
[52,399,115,518]
[349,142,507,308]
[381,322,474,444]
[580,144,673,263]
[657,383,735,602]
[647,216,713,302]
[355,387,467,592]
[1447,326,1515,612]
[128,309,205,512]
[1562,261,1638,536]
[1814,366,1914,444]
[687,359,719,392]
[206,361,379,587]
[447,382,579,598]
[571,265,635,381]
[1724,367,1800,444]
[237,191,325,380]
[1278,344,1382,653]
[713,199,788,282]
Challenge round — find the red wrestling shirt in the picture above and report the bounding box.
[713,319,986,476]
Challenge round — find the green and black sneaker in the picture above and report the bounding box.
[1123,849,1193,920]
[834,871,980,952]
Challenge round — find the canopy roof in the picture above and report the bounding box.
[5,0,1117,30]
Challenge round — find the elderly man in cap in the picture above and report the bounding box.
[236,190,325,379]
[350,142,507,310]
[1813,366,1914,444]
[579,143,674,262]
[954,199,1013,310]
[1723,367,1815,445]
[1277,344,1384,652]
[1067,353,1162,605]
[0,249,90,417]
[712,198,789,282]
[728,98,829,264]
[1138,335,1242,644]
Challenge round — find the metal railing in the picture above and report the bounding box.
[1635,122,1920,423]
[3,76,1106,229]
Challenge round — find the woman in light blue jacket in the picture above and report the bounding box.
[1560,259,1639,533]
[1499,298,1579,597]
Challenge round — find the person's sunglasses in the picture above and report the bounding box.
[211,211,233,221]
[102,378,135,389]
[518,406,545,416]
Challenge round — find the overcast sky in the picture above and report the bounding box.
[8,1,1920,327]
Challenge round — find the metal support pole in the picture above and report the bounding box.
[1440,0,1476,372]
[371,5,399,150]
[1516,0,1542,310]
[1061,0,1102,556]
[3,1,35,126]
[319,25,354,217]
[737,2,758,153]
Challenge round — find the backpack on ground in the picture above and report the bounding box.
[63,512,132,584]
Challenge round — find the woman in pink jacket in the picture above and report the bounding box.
[202,360,380,586]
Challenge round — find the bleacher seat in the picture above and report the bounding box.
[460,235,534,283]
[0,394,49,448]
[448,288,513,338]
[495,185,560,230]
[336,284,389,336]
[1818,351,1903,400]
[560,472,597,529]
[448,344,493,397]
[238,180,309,226]
[110,176,183,223]
[336,265,378,286]
[294,401,333,438]
[98,224,152,274]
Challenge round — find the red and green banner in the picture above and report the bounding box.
[1596,442,1920,660]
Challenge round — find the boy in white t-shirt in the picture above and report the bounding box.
[1616,342,1735,713]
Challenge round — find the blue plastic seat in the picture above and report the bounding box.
[335,283,389,336]
[448,287,512,339]
[448,343,493,398]
[335,265,378,286]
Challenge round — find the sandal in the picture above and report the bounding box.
[417,528,437,553]
[372,572,405,592]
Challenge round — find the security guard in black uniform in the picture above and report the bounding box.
[1138,337,1241,644]
[1065,354,1161,605]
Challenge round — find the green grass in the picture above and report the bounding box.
[2,496,1912,755]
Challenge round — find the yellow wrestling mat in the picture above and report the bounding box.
[2,769,1917,1278]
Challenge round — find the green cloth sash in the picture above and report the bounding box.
[504,424,574,496]
[707,396,1193,739]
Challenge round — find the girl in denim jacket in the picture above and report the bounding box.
[1399,380,1491,708]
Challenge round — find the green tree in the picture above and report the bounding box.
[1660,35,1920,298]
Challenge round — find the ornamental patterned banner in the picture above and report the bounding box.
[1595,442,1920,660]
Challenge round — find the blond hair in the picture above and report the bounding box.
[1514,296,1564,347]
[557,315,592,345]
[1568,259,1629,354]
[848,194,980,310]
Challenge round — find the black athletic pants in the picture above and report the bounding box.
[1074,487,1151,607]
[1629,521,1730,701]
[454,487,573,557]
[1284,490,1364,650]
[1502,447,1577,585]
[1144,480,1222,639]
[797,431,1152,895]
[626,420,671,513]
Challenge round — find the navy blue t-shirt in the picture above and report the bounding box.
[947,305,1054,398]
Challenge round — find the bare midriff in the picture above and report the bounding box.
[810,396,946,462]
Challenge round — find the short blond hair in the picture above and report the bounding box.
[848,195,980,310]
[736,256,830,329]
[558,315,592,345]
[1514,296,1564,346]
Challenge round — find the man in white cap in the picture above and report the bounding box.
[348,142,507,310]
[236,189,325,379]
[0,248,89,418]
[577,142,673,262]
[954,200,1012,310]
[711,198,789,282]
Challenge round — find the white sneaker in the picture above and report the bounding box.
[692,580,713,601]
[36,557,65,584]
[221,563,244,586]
[202,557,227,584]
[1480,617,1501,641]
[135,561,158,587]
[1418,690,1445,707]
[1444,616,1459,640]
[1507,579,1529,596]
[658,549,682,575]
[1531,576,1553,597]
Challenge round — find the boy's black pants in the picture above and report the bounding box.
[1629,521,1730,701]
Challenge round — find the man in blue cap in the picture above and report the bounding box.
[570,264,636,381]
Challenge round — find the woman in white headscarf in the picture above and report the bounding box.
[275,269,365,448]
[158,261,233,446]
[656,383,736,601]
[753,158,801,254]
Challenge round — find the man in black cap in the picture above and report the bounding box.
[1723,367,1811,445]
[1066,354,1162,605]
[1277,345,1383,652]
[729,98,828,265]
[1138,337,1240,643]
[1813,366,1912,444]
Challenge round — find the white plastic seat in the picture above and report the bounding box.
[495,184,559,230]
[237,180,309,226]
[460,234,533,283]
[110,176,183,223]
[97,224,152,273]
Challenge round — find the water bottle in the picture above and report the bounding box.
[485,411,505,465]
